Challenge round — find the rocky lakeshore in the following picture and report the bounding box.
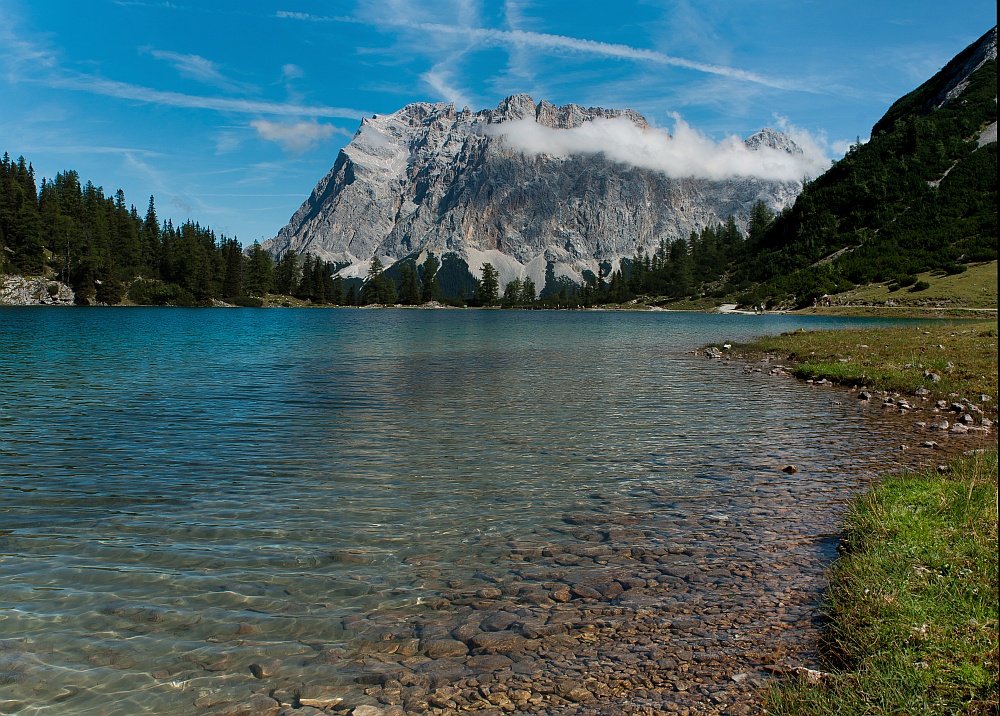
[2,314,994,716]
[58,367,985,716]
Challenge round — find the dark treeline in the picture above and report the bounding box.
[0,152,280,305]
[0,150,759,308]
[495,215,752,308]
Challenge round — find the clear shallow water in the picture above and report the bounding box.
[0,308,935,714]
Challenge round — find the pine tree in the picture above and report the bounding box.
[274,250,299,295]
[220,237,244,297]
[520,277,536,304]
[297,254,314,299]
[331,275,345,305]
[504,278,522,305]
[398,262,420,304]
[245,242,274,296]
[747,200,774,250]
[362,256,393,304]
[475,262,499,305]
[141,196,160,277]
[420,252,440,302]
[311,257,327,303]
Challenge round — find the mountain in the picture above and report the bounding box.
[736,26,997,305]
[264,94,806,295]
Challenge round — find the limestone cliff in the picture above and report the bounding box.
[264,95,805,290]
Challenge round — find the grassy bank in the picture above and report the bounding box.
[723,322,999,712]
[765,450,998,715]
[806,261,998,311]
[726,321,998,418]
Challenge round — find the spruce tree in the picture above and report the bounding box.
[362,256,387,304]
[420,252,440,302]
[311,257,327,303]
[399,262,420,304]
[475,262,499,305]
[245,242,274,296]
[274,250,299,295]
[297,253,314,299]
[141,196,160,277]
[331,275,345,305]
[520,277,536,304]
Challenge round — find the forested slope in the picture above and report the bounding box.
[733,27,997,306]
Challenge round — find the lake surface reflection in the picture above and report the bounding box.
[0,308,958,714]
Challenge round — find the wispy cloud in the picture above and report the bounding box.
[420,68,472,107]
[0,22,58,80]
[19,145,165,157]
[415,23,814,92]
[307,0,815,95]
[142,47,256,93]
[250,119,349,152]
[487,115,831,181]
[49,73,370,119]
[281,64,305,81]
[275,10,358,23]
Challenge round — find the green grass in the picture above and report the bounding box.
[794,261,998,313]
[765,451,999,715]
[728,321,998,417]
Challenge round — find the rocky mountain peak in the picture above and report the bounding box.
[745,127,802,154]
[264,95,805,295]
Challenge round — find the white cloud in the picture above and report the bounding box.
[51,73,371,119]
[281,64,304,81]
[251,119,346,152]
[830,137,866,156]
[274,10,357,23]
[408,22,814,92]
[487,115,831,182]
[143,48,254,93]
[421,68,471,107]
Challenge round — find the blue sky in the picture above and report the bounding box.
[1,1,995,245]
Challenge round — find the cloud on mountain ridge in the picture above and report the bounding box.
[487,115,831,182]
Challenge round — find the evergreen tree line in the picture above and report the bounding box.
[0,147,807,310]
[0,152,278,306]
[498,216,753,308]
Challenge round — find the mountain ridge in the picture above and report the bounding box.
[263,95,806,293]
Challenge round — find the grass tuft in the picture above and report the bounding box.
[765,451,999,715]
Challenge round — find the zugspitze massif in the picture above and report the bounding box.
[264,94,818,292]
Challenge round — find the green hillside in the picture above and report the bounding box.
[734,27,997,307]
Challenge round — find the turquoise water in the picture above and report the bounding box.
[0,308,932,714]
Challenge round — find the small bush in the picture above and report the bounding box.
[127,279,196,306]
[230,295,264,308]
[95,277,125,305]
[909,280,931,292]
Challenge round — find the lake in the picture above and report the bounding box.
[0,308,943,715]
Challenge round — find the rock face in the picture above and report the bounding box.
[264,94,805,291]
[0,275,75,305]
[873,26,996,137]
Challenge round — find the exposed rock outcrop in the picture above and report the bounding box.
[264,95,805,290]
[0,275,75,305]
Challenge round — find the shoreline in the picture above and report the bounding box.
[3,300,996,320]
[707,323,998,712]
